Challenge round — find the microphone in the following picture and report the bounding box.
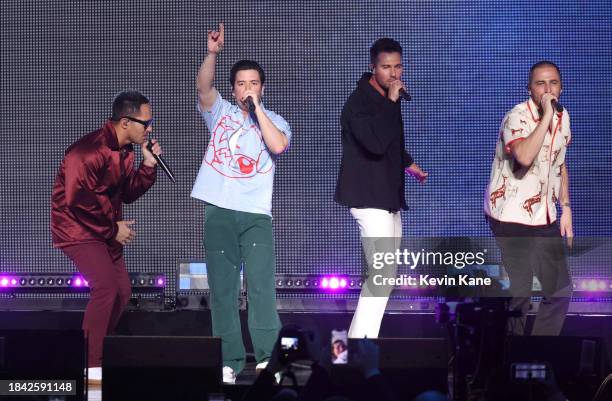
[399,88,412,101]
[146,140,176,183]
[551,100,564,113]
[245,96,256,113]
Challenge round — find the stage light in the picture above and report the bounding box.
[0,272,166,293]
[274,274,361,292]
[573,278,612,295]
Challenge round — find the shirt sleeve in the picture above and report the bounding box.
[197,90,232,132]
[63,148,117,241]
[268,112,292,144]
[502,111,530,154]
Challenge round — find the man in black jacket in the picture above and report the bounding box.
[335,38,427,338]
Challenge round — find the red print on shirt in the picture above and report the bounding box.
[489,176,507,208]
[522,183,544,218]
[205,116,272,178]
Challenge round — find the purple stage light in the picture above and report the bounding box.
[10,278,17,286]
[74,277,83,287]
[157,277,165,286]
[329,277,340,289]
[319,275,350,292]
[0,277,8,287]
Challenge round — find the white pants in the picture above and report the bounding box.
[348,208,402,338]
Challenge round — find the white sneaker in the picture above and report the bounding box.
[222,366,236,384]
[255,361,268,372]
[255,361,281,384]
[87,367,102,385]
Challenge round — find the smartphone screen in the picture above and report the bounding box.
[281,336,299,352]
[331,329,348,364]
[512,363,548,380]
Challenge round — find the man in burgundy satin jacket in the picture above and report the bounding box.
[50,91,162,381]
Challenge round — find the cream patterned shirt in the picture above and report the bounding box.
[485,98,571,226]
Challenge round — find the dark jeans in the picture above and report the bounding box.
[488,217,572,335]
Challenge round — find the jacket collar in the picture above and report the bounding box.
[358,73,390,104]
[103,120,133,152]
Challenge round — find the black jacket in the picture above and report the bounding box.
[335,73,413,211]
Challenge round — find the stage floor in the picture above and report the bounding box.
[2,310,612,401]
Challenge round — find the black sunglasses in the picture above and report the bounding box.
[122,116,153,128]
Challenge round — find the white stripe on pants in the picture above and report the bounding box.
[348,208,402,338]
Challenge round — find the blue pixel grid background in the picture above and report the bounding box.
[0,1,610,299]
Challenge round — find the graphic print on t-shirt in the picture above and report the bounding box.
[205,115,273,179]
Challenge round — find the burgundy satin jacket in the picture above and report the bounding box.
[51,121,156,260]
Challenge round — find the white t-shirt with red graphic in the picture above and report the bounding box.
[191,92,292,216]
[484,98,571,226]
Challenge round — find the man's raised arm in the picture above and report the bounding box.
[197,23,224,111]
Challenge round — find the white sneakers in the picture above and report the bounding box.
[255,361,269,372]
[255,361,281,384]
[223,362,280,385]
[222,366,236,384]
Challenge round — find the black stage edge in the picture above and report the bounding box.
[2,310,612,347]
[2,311,612,401]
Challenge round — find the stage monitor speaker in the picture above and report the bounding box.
[0,329,85,401]
[506,336,610,401]
[334,338,448,400]
[102,336,222,401]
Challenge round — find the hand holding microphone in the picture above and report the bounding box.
[399,88,412,101]
[242,90,259,113]
[388,80,412,102]
[542,93,564,114]
[551,100,564,113]
[144,139,176,183]
[245,96,256,113]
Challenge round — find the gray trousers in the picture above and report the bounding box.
[489,217,572,336]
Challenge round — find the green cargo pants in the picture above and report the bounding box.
[204,204,281,373]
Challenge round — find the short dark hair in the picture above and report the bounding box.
[370,38,402,65]
[528,60,562,85]
[230,60,265,88]
[111,90,150,121]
